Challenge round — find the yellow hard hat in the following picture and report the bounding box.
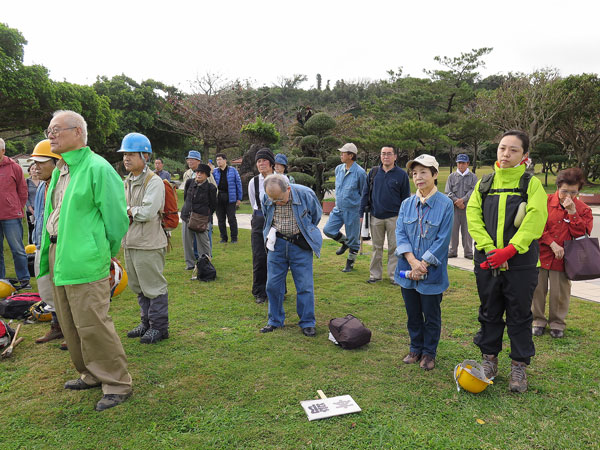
[109,258,128,298]
[30,301,52,322]
[454,360,493,394]
[25,244,36,255]
[0,279,16,299]
[30,139,62,161]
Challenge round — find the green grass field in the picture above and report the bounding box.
[2,218,600,449]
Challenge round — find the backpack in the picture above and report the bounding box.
[0,292,42,319]
[478,171,532,203]
[142,171,179,231]
[195,254,216,282]
[0,319,15,349]
[328,314,372,349]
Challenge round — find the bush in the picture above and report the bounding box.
[304,112,337,135]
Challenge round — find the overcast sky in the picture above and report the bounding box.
[4,0,599,91]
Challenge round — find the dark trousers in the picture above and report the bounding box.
[473,266,538,364]
[216,201,238,241]
[401,288,443,357]
[251,211,267,299]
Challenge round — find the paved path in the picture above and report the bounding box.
[234,213,600,304]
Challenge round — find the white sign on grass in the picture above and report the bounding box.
[300,395,361,421]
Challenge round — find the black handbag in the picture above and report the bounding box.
[564,235,600,281]
[328,314,371,349]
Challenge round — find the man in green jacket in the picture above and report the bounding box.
[39,110,132,411]
[466,130,548,393]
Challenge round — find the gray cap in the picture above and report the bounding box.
[338,143,358,154]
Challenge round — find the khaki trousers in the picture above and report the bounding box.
[50,244,132,395]
[532,268,571,331]
[34,250,55,308]
[369,215,398,281]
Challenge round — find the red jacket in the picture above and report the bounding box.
[0,156,28,220]
[538,191,593,272]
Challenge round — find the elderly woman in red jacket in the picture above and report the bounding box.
[532,168,593,338]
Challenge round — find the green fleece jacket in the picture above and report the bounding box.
[466,163,548,255]
[39,147,129,286]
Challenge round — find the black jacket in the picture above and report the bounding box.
[181,179,217,222]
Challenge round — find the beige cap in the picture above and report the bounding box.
[406,154,439,172]
[338,143,358,154]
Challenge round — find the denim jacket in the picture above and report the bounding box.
[394,191,454,295]
[334,162,367,211]
[262,184,323,257]
[33,181,47,249]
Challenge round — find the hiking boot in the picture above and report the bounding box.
[140,328,168,344]
[342,259,355,273]
[127,323,149,338]
[95,392,132,411]
[532,326,544,336]
[420,354,435,371]
[36,323,64,343]
[402,352,422,364]
[481,354,498,380]
[509,361,528,393]
[64,378,101,390]
[336,242,349,255]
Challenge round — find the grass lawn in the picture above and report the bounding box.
[2,222,600,449]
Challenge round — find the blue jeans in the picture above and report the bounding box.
[0,219,30,281]
[266,238,315,328]
[401,287,442,357]
[323,208,360,252]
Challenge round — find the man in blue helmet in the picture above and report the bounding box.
[119,133,169,345]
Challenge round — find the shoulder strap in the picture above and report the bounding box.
[253,175,261,209]
[478,173,495,203]
[480,171,532,203]
[368,166,379,204]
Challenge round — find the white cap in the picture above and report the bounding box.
[406,154,439,172]
[338,143,358,154]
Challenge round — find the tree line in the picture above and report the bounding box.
[2,23,599,195]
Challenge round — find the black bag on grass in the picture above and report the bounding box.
[196,254,216,282]
[0,293,42,319]
[328,314,371,349]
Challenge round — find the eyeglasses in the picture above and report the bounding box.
[559,189,578,196]
[44,126,77,138]
[381,152,395,157]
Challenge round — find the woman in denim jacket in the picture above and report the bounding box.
[394,154,453,371]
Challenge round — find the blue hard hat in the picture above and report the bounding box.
[456,154,470,163]
[274,153,288,167]
[118,133,152,153]
[186,150,202,161]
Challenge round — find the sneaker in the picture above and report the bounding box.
[532,326,544,336]
[366,278,381,284]
[549,329,564,339]
[19,281,32,290]
[127,323,149,338]
[95,392,132,411]
[64,378,101,390]
[402,352,422,364]
[231,239,238,244]
[140,328,168,344]
[59,341,68,351]
[509,361,528,393]
[219,239,227,244]
[255,296,267,304]
[481,354,498,380]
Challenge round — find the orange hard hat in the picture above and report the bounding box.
[30,139,62,161]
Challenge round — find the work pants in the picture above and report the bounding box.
[369,215,398,280]
[266,238,315,328]
[449,207,473,258]
[532,268,571,331]
[50,244,132,395]
[473,266,538,364]
[323,208,361,252]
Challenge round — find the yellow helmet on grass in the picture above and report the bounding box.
[454,360,493,394]
[29,301,52,322]
[0,279,16,299]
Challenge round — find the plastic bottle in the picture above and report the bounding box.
[398,270,427,280]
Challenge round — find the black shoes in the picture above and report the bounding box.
[302,327,316,337]
[95,392,132,411]
[127,323,149,338]
[255,296,267,304]
[231,239,238,244]
[336,242,349,255]
[366,278,381,284]
[260,324,282,333]
[140,328,168,344]
[550,329,564,338]
[19,280,32,290]
[342,259,355,272]
[64,378,101,390]
[219,239,227,244]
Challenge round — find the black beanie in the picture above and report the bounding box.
[255,148,275,166]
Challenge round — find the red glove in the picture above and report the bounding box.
[479,261,490,270]
[486,244,517,269]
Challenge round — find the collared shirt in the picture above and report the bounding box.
[360,165,411,219]
[248,172,270,211]
[46,159,70,236]
[457,168,470,177]
[416,185,438,204]
[156,169,171,182]
[445,169,478,204]
[272,191,300,236]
